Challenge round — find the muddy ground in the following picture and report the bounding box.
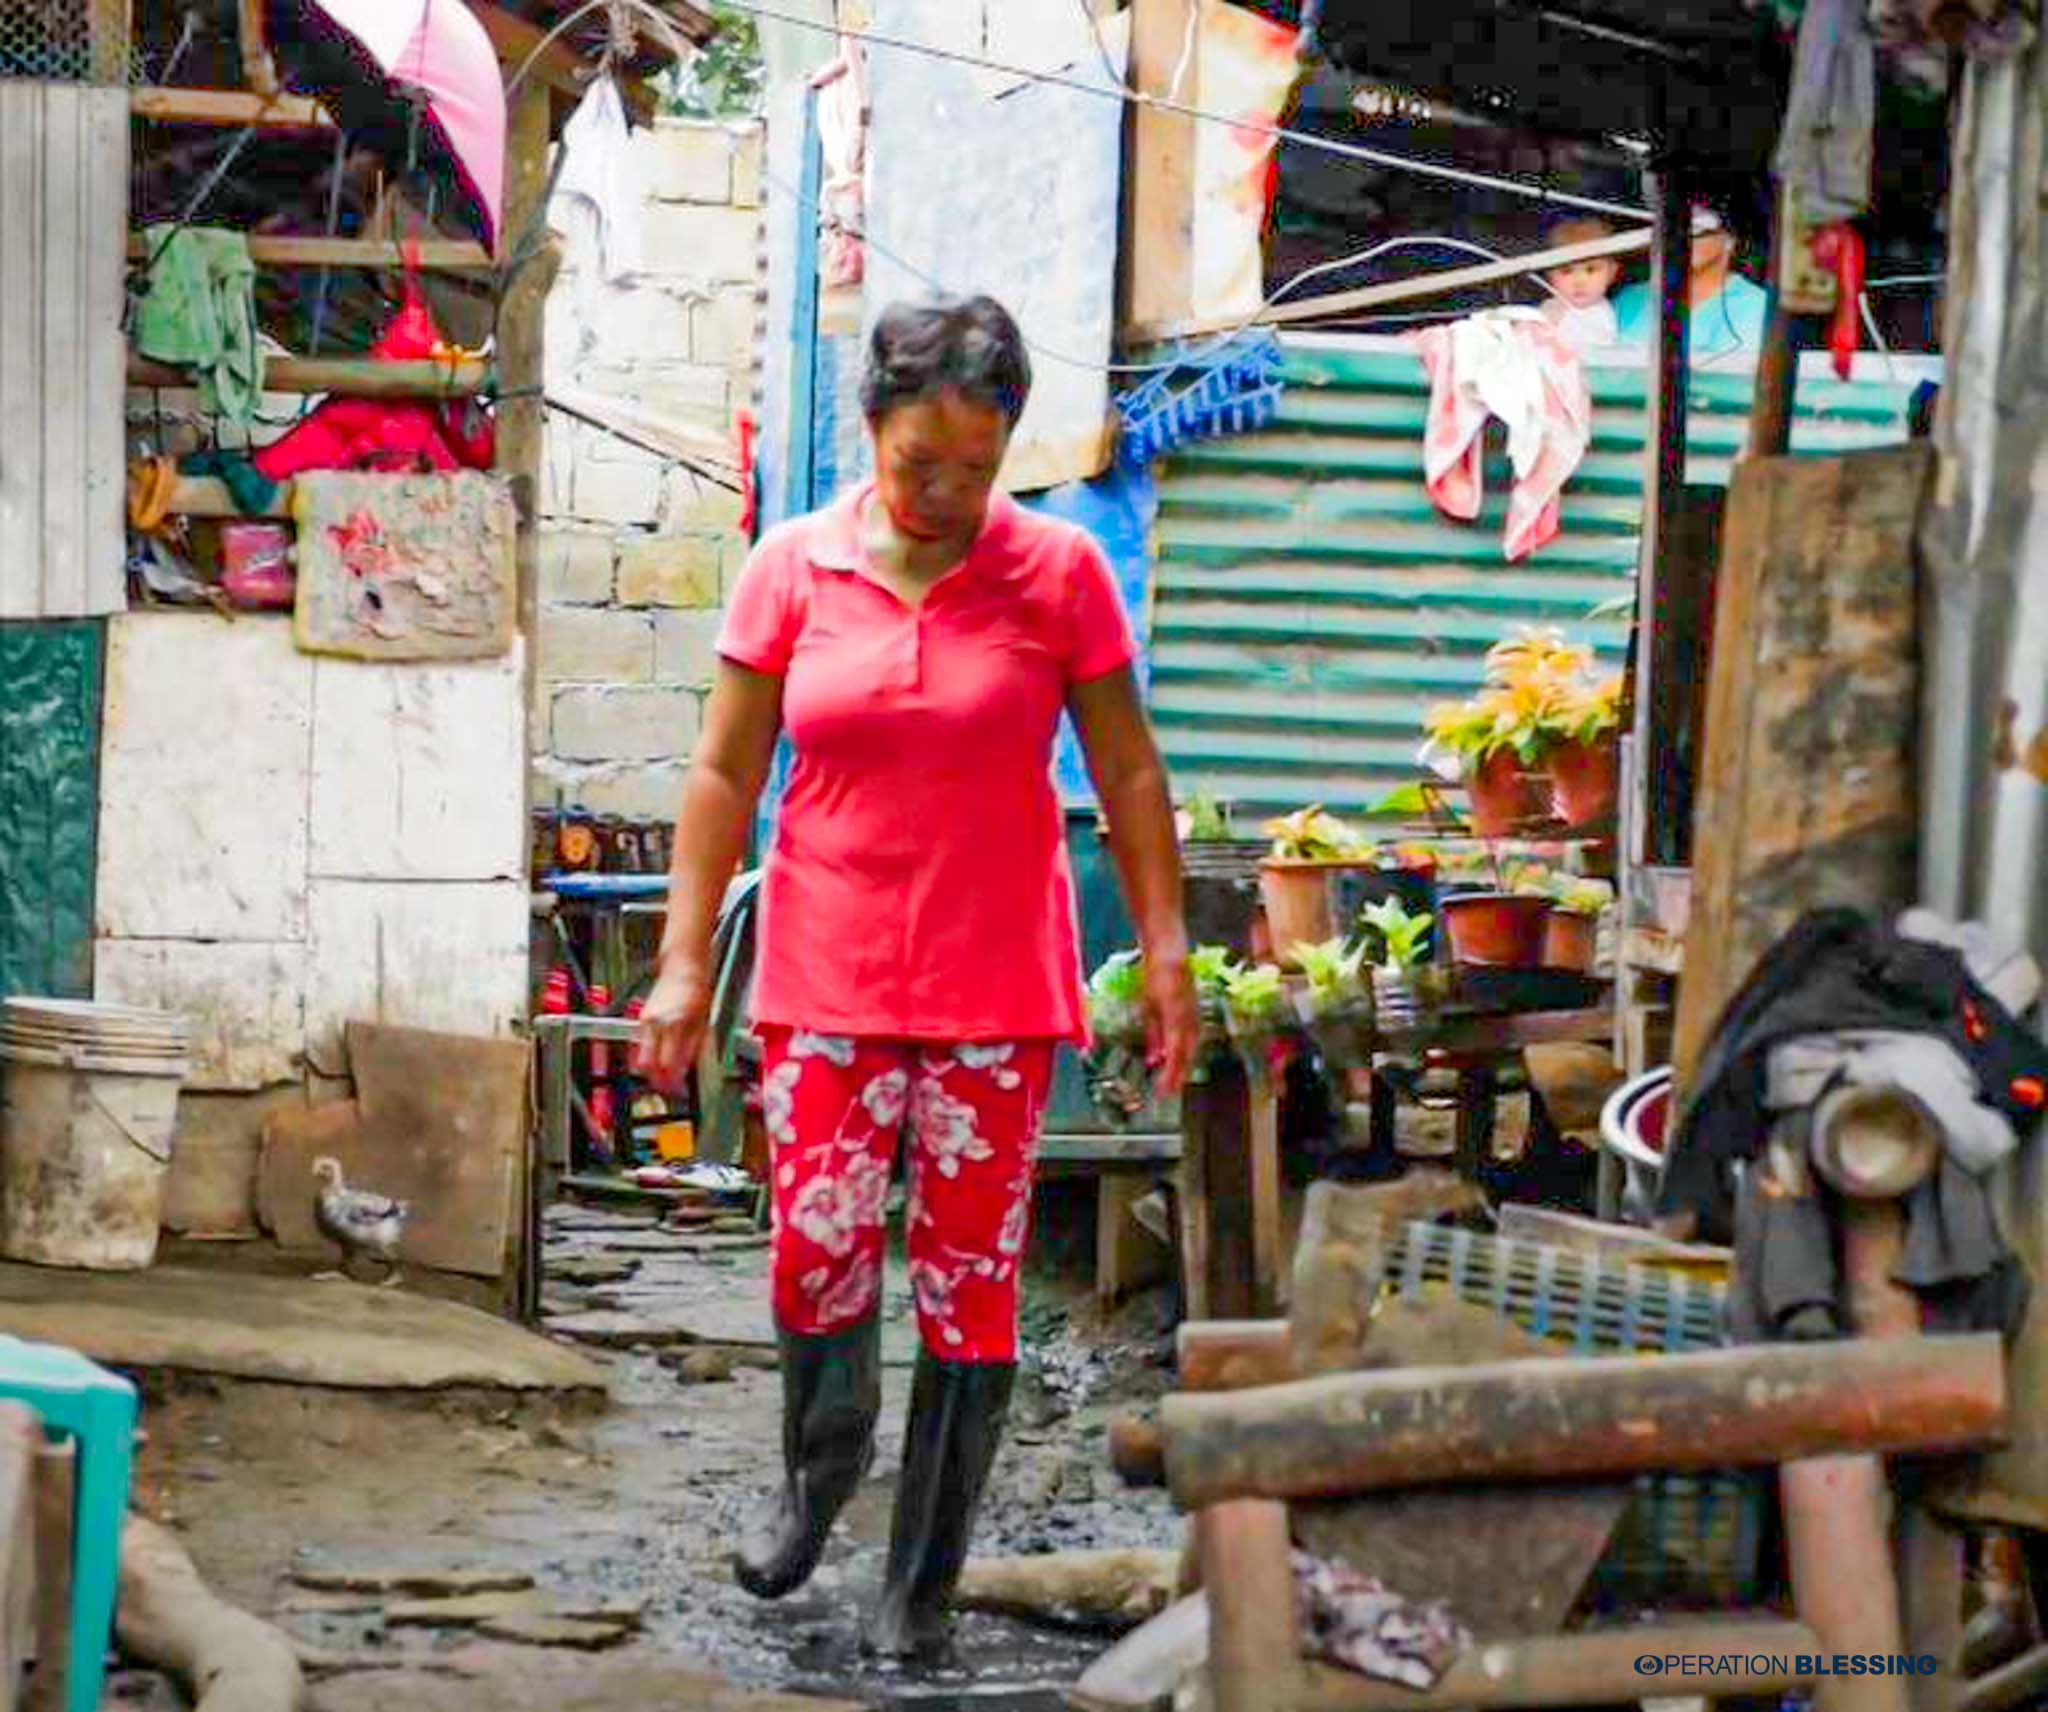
[118,1184,1184,1711]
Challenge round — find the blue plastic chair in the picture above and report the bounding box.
[0,1337,137,1712]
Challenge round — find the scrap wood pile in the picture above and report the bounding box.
[1080,1171,2011,1712]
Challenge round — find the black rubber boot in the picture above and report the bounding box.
[861,1352,1015,1660]
[733,1318,881,1599]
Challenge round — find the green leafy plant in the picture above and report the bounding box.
[1552,878,1614,918]
[664,1,765,120]
[1188,945,1238,1007]
[1293,938,1369,1009]
[1086,949,1147,1043]
[1184,790,1236,843]
[1264,805,1371,863]
[1368,782,1435,819]
[1222,962,1286,1033]
[1421,625,1616,771]
[1361,898,1434,974]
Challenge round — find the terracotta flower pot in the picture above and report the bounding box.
[1549,736,1619,829]
[1463,751,1548,839]
[1543,909,1599,974]
[1259,862,1335,962]
[1441,892,1551,968]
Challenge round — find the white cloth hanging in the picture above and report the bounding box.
[551,77,642,286]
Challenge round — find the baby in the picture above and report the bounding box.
[1538,215,1622,353]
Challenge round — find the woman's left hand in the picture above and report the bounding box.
[1144,953,1200,1096]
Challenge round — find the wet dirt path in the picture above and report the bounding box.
[130,1207,1182,1710]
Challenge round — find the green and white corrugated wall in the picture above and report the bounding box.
[1146,333,1939,817]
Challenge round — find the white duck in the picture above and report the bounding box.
[310,1157,409,1286]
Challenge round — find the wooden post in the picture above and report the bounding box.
[1629,161,1693,869]
[1121,0,1199,340]
[1247,1068,1284,1318]
[1781,1456,1911,1712]
[498,75,554,1323]
[1159,1334,2007,1508]
[1177,1320,1294,1393]
[1200,1499,1299,1712]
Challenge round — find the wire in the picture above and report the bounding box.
[709,0,1652,222]
[778,147,1539,376]
[1072,0,1126,93]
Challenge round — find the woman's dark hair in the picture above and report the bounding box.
[861,296,1032,427]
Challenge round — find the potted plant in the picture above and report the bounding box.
[1221,960,1288,1079]
[1541,877,1612,973]
[1421,627,1616,837]
[1361,897,1447,1019]
[1548,674,1622,829]
[1293,937,1375,1069]
[1258,806,1375,958]
[1440,890,1552,968]
[1084,950,1154,1125]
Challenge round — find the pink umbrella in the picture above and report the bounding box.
[309,0,506,246]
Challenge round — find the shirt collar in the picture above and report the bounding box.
[807,482,1021,576]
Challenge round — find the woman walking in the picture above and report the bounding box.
[634,295,1197,1659]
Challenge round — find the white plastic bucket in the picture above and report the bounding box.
[0,1000,190,1270]
[1598,1066,1673,1227]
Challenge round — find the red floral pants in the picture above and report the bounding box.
[759,1028,1056,1363]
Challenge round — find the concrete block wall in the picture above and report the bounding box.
[535,119,765,823]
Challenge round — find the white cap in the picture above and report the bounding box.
[1690,205,1726,237]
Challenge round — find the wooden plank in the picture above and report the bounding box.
[1097,1174,1171,1306]
[474,4,654,126]
[40,86,86,622]
[1287,1174,1487,1379]
[1627,168,1693,881]
[1246,1073,1284,1318]
[1290,1619,1819,1711]
[0,86,41,620]
[1199,1499,1298,1712]
[1122,0,1203,340]
[1158,1333,2008,1508]
[0,1403,39,1712]
[1288,1300,1632,1639]
[1672,447,1932,1088]
[163,476,291,520]
[1257,227,1654,330]
[82,87,128,616]
[1781,1456,1912,1712]
[129,354,488,397]
[1177,1320,1293,1393]
[127,234,492,271]
[130,87,333,128]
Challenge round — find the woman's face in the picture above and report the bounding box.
[871,389,1011,545]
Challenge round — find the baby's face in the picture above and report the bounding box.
[1546,257,1620,310]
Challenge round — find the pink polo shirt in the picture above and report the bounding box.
[719,485,1136,1045]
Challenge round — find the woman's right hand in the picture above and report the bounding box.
[632,961,713,1094]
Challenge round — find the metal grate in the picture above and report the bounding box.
[0,0,132,84]
[1377,1219,1771,1607]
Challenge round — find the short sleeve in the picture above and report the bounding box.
[717,539,802,676]
[1064,534,1137,685]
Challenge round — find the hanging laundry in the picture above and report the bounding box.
[1775,0,1876,225]
[1412,309,1591,562]
[1114,332,1286,467]
[811,41,868,290]
[551,77,642,287]
[133,226,263,429]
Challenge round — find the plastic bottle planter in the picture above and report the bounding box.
[1374,965,1450,1029]
[1303,989,1376,1073]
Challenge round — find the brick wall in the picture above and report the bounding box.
[534,119,764,822]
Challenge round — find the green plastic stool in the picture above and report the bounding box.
[0,1336,137,1712]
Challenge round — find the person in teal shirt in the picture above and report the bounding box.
[1612,205,1770,363]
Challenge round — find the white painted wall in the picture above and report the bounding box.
[94,613,528,1094]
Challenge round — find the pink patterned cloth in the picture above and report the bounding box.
[759,1028,1055,1363]
[1413,310,1592,561]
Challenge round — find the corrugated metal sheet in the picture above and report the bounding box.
[0,81,127,619]
[0,620,102,999]
[1148,333,1938,817]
